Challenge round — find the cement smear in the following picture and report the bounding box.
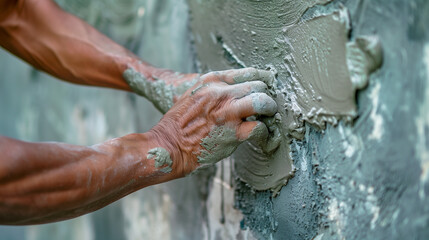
[123,68,198,114]
[346,36,383,89]
[188,0,383,195]
[279,8,381,131]
[123,68,174,114]
[197,126,239,165]
[236,8,383,195]
[147,147,173,173]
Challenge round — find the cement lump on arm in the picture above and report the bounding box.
[147,147,173,173]
[123,68,175,113]
[0,133,183,225]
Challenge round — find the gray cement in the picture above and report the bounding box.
[147,147,173,173]
[124,68,175,114]
[0,0,428,240]
[188,0,429,239]
[188,0,384,197]
[198,126,239,165]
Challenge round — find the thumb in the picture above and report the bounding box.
[237,121,268,143]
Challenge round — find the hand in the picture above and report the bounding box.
[148,68,278,176]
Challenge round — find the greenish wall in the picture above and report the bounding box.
[187,0,429,239]
[0,0,428,240]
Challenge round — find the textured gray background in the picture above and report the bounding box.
[0,0,428,239]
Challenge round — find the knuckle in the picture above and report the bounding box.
[251,81,268,92]
[202,71,220,82]
[245,67,257,72]
[255,92,270,100]
[251,93,277,115]
[246,67,258,77]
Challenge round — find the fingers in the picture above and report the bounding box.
[224,68,275,85]
[203,68,274,85]
[237,121,268,141]
[249,93,278,116]
[230,92,278,118]
[226,80,268,98]
[190,79,270,101]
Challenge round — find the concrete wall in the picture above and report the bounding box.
[187,0,429,239]
[0,0,428,239]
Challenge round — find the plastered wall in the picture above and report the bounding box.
[187,0,429,239]
[0,0,428,240]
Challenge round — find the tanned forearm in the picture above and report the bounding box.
[0,0,170,90]
[0,67,278,225]
[0,133,182,225]
[0,0,280,226]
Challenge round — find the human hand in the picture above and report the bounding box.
[147,68,278,176]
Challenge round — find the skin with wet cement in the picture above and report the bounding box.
[0,0,280,224]
[132,67,279,176]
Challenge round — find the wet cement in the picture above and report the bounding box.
[123,68,175,114]
[123,68,198,114]
[0,0,427,239]
[188,0,429,239]
[147,147,173,173]
[189,0,382,195]
[198,126,239,165]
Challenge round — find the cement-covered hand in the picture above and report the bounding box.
[149,68,278,176]
[0,0,280,224]
[123,67,201,113]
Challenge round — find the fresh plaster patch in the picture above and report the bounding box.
[188,1,382,195]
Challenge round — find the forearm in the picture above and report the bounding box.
[0,134,181,225]
[0,0,167,90]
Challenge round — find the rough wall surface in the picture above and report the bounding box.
[0,0,428,240]
[188,0,429,239]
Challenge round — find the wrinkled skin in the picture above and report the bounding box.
[150,68,277,175]
[0,0,277,224]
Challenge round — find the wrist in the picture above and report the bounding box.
[122,57,163,81]
[104,132,181,191]
[146,126,187,178]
